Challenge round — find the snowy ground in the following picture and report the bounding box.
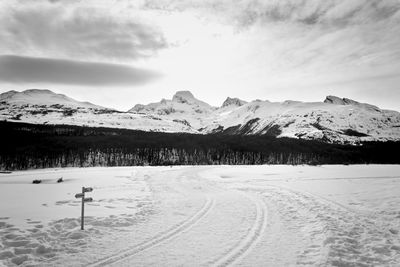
[0,165,400,266]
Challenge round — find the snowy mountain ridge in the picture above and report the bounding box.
[324,95,381,112]
[0,89,104,109]
[1,89,400,144]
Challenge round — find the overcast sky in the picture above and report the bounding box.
[0,0,400,111]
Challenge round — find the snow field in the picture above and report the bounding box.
[1,165,400,266]
[202,165,400,266]
[0,167,155,266]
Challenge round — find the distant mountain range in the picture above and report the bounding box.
[1,89,399,144]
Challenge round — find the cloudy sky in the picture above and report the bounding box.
[0,0,400,111]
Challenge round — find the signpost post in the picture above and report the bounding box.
[75,187,93,230]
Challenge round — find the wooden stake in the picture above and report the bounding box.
[81,187,85,230]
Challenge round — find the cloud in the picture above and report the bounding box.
[0,0,399,111]
[143,0,400,28]
[0,1,167,61]
[0,55,162,86]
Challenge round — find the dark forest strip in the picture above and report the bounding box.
[0,121,399,170]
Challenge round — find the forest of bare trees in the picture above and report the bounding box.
[1,121,399,170]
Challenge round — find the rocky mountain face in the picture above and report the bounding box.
[221,97,248,108]
[1,89,400,144]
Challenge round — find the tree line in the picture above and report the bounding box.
[0,121,399,170]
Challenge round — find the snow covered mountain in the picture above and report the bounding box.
[128,91,215,130]
[1,89,400,143]
[0,89,196,133]
[0,89,103,108]
[206,97,400,143]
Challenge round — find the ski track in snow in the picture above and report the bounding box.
[88,197,215,266]
[208,192,268,267]
[241,184,400,266]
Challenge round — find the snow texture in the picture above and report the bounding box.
[1,165,400,266]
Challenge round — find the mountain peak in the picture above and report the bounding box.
[0,89,103,109]
[24,89,54,94]
[172,91,195,103]
[0,90,18,101]
[324,95,356,105]
[324,95,380,112]
[1,89,58,101]
[222,97,247,107]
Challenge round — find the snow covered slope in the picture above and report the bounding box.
[126,91,400,143]
[1,89,400,143]
[0,89,196,133]
[128,91,216,130]
[0,89,103,109]
[205,97,400,143]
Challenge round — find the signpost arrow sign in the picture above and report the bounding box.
[84,197,93,202]
[83,187,93,193]
[75,186,94,230]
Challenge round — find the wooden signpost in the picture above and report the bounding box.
[75,187,93,230]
